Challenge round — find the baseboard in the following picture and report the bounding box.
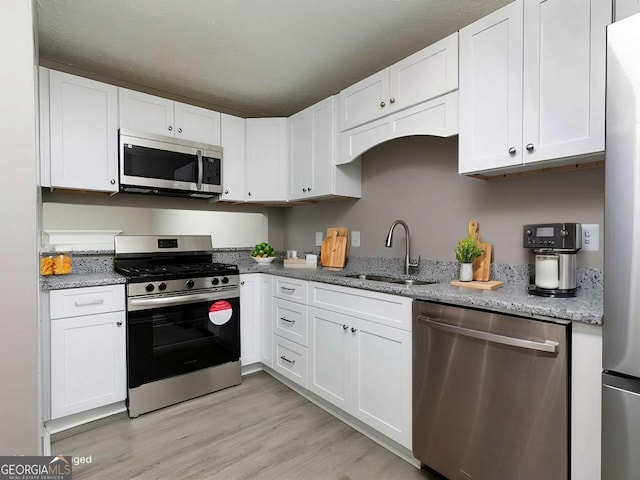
[46,402,127,440]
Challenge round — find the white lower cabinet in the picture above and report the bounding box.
[240,274,263,367]
[260,275,274,368]
[308,306,412,448]
[272,334,308,388]
[49,285,126,419]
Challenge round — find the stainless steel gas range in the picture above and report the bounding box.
[114,234,241,417]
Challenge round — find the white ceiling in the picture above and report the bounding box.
[36,0,510,117]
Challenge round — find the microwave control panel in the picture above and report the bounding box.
[523,223,582,250]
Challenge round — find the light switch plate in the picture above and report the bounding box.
[352,231,360,247]
[315,232,323,247]
[581,224,600,252]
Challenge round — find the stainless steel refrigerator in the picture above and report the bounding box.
[603,13,640,480]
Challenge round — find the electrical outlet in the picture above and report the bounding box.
[581,224,600,252]
[352,231,361,247]
[315,232,323,247]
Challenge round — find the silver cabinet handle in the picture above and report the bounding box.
[280,317,295,324]
[74,298,104,307]
[526,143,535,152]
[116,321,123,326]
[280,286,295,293]
[343,324,348,330]
[240,281,245,286]
[248,191,252,196]
[224,189,229,194]
[508,147,517,155]
[110,179,116,185]
[303,188,307,193]
[178,128,183,133]
[280,355,295,365]
[389,97,396,104]
[351,327,357,333]
[380,101,386,108]
[168,126,173,131]
[307,186,311,192]
[417,316,559,353]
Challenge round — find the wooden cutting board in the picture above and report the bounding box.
[326,227,349,256]
[321,231,347,268]
[450,280,504,290]
[469,220,492,282]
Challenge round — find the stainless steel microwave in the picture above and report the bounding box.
[119,129,223,199]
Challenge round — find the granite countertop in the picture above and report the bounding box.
[238,260,603,325]
[39,253,603,325]
[40,271,127,290]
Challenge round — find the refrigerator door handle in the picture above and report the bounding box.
[417,315,560,353]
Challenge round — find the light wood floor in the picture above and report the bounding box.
[53,371,439,480]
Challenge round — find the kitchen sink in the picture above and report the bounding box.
[345,273,437,286]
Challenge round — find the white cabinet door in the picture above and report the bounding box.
[350,317,412,448]
[308,306,350,411]
[49,70,119,192]
[174,102,221,145]
[459,1,524,174]
[389,32,459,114]
[245,118,288,202]
[289,96,336,200]
[339,70,390,131]
[50,311,126,419]
[288,107,313,200]
[39,67,51,188]
[260,275,273,368]
[615,0,640,20]
[240,274,262,366]
[220,113,246,202]
[522,0,609,165]
[118,88,174,137]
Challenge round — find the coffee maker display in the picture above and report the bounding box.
[523,223,582,297]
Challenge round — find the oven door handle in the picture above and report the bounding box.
[128,291,235,311]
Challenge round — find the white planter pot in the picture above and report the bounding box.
[459,263,473,282]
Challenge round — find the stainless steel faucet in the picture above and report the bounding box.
[384,219,420,275]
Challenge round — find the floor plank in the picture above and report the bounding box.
[52,372,438,480]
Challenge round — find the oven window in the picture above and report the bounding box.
[123,144,198,183]
[127,297,240,388]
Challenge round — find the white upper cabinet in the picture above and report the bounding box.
[245,118,288,202]
[119,88,221,145]
[459,0,611,175]
[289,96,337,200]
[48,69,119,192]
[340,33,458,132]
[615,0,640,20]
[220,113,246,202]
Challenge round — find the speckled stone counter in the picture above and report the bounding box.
[237,256,603,325]
[40,251,125,290]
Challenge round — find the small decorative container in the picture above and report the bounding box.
[52,253,73,275]
[251,256,276,265]
[459,263,473,282]
[40,256,54,276]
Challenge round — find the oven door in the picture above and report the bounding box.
[127,291,239,388]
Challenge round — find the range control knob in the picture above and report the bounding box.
[145,283,155,292]
[221,277,229,284]
[526,229,533,236]
[212,277,220,286]
[186,280,195,289]
[158,283,167,291]
[560,229,568,237]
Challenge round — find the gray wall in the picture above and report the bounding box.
[283,135,604,269]
[0,0,40,454]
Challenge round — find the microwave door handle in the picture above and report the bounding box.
[196,149,203,191]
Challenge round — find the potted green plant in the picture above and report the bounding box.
[455,237,484,281]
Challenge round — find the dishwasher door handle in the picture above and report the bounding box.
[417,316,559,353]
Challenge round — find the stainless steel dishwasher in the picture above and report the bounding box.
[413,301,569,480]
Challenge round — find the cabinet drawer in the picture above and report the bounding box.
[50,284,125,319]
[273,298,308,347]
[273,335,308,388]
[309,281,412,331]
[273,276,308,304]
